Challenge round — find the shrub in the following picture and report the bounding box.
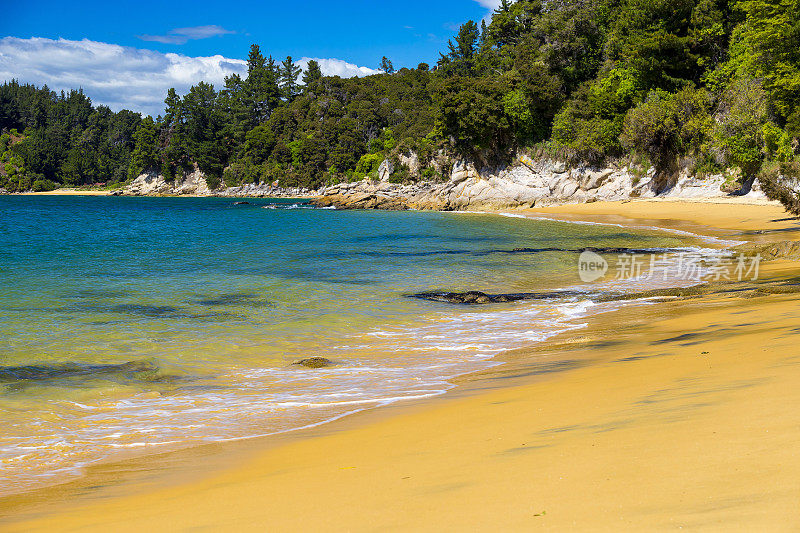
[758,162,800,216]
[388,161,412,183]
[355,153,384,175]
[761,123,794,162]
[758,162,800,215]
[32,177,57,192]
[223,159,265,186]
[621,86,712,173]
[205,174,222,190]
[710,77,769,176]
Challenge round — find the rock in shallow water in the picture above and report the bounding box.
[411,291,523,304]
[409,290,589,305]
[293,357,334,369]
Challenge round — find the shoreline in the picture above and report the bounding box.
[3,199,800,530]
[8,189,319,199]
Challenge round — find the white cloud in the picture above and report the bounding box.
[297,57,381,79]
[0,37,381,117]
[139,25,236,45]
[474,0,502,10]
[474,0,503,20]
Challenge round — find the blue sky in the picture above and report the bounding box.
[0,0,499,115]
[3,0,494,69]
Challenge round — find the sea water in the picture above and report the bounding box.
[0,196,716,495]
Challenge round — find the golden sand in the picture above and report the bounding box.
[15,188,114,196]
[3,199,800,531]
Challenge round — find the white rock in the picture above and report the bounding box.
[378,159,394,182]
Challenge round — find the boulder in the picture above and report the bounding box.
[294,358,333,369]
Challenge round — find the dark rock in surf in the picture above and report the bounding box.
[409,290,589,305]
[411,291,522,305]
[294,357,333,369]
[234,201,251,206]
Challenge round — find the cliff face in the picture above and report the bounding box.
[314,158,767,210]
[120,157,767,207]
[120,170,316,198]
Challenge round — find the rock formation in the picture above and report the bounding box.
[121,169,317,198]
[313,157,769,211]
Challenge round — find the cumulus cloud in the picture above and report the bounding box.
[474,0,503,20]
[0,37,380,117]
[139,25,236,45]
[297,57,381,79]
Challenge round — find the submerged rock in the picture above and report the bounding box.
[0,359,171,383]
[293,357,333,369]
[409,291,568,305]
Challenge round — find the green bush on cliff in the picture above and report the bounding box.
[759,162,800,216]
[621,87,712,173]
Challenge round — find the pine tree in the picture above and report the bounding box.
[129,116,159,178]
[246,45,281,124]
[280,56,302,101]
[380,56,395,74]
[439,20,480,75]
[302,60,323,87]
[162,88,188,174]
[220,73,249,147]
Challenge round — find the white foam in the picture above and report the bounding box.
[0,212,733,497]
[510,214,742,248]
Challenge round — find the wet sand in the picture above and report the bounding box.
[3,199,800,531]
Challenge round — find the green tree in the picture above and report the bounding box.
[380,57,395,74]
[621,87,712,177]
[162,88,189,175]
[244,124,276,164]
[435,76,512,161]
[711,78,771,175]
[246,45,281,124]
[183,82,226,178]
[439,21,481,75]
[302,60,323,87]
[129,116,160,178]
[735,0,800,125]
[280,56,302,101]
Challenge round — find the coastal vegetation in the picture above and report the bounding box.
[1,0,799,212]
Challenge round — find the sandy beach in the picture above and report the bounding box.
[3,198,800,531]
[13,189,114,196]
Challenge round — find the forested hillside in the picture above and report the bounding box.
[1,0,799,209]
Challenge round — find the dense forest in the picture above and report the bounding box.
[1,0,799,210]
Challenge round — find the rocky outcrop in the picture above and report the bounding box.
[378,159,394,182]
[123,172,173,196]
[172,168,211,196]
[314,157,770,210]
[122,169,317,198]
[217,184,317,198]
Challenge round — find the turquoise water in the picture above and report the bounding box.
[0,196,705,495]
